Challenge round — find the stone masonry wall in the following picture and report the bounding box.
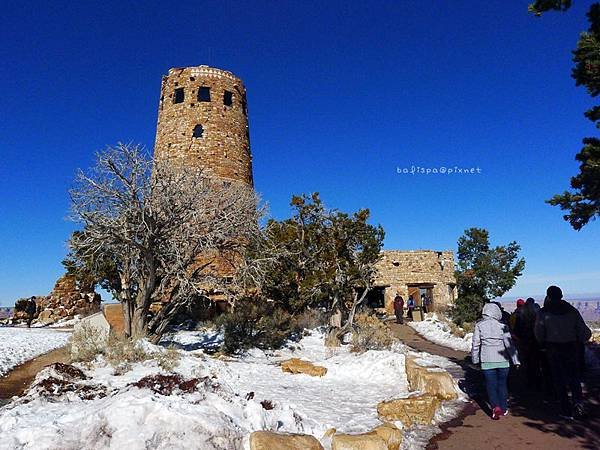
[373,250,456,313]
[154,65,253,186]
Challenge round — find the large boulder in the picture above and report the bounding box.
[404,356,457,400]
[370,423,403,450]
[331,423,402,450]
[331,433,386,450]
[377,394,440,427]
[249,431,323,450]
[281,358,327,377]
[37,309,55,324]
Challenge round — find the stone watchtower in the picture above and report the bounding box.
[154,65,253,186]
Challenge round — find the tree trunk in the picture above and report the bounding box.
[120,272,133,336]
[147,300,183,344]
[336,286,370,339]
[122,301,132,337]
[131,306,147,337]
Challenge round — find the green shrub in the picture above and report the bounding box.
[451,294,485,326]
[351,313,394,352]
[217,296,297,354]
[14,298,29,312]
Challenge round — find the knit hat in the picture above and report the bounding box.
[516,298,525,307]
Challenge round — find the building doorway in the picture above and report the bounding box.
[407,284,435,312]
[365,286,386,310]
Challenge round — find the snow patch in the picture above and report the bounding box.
[0,329,464,450]
[0,327,71,376]
[408,314,472,352]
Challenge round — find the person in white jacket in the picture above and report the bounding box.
[471,302,520,420]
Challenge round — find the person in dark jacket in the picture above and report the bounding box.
[407,297,415,320]
[25,297,37,328]
[393,294,404,324]
[535,285,592,419]
[513,298,541,387]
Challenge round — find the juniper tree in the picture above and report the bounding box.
[264,193,384,329]
[530,1,600,229]
[67,143,265,341]
[453,228,525,325]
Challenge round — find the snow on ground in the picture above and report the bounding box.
[0,329,465,450]
[408,314,473,352]
[0,327,71,376]
[48,315,82,328]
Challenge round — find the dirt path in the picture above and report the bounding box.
[388,322,600,450]
[0,346,70,406]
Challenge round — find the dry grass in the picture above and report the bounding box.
[104,332,149,368]
[351,313,394,352]
[294,308,328,331]
[156,346,181,372]
[71,323,152,373]
[70,322,109,363]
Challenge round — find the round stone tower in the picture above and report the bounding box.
[154,65,253,186]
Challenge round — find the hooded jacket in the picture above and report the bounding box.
[471,303,519,365]
[534,299,591,345]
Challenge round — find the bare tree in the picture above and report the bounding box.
[68,143,266,341]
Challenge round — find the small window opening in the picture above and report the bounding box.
[173,88,184,104]
[198,86,211,102]
[192,124,204,138]
[223,90,233,106]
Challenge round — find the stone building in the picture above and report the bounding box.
[154,65,253,186]
[371,250,457,314]
[151,65,457,316]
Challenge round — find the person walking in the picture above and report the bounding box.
[535,285,591,419]
[471,302,520,420]
[393,294,404,324]
[422,295,432,314]
[25,297,37,328]
[407,297,415,320]
[514,297,542,387]
[509,298,525,333]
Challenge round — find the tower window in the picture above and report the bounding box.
[223,90,233,106]
[198,86,211,102]
[192,124,204,138]
[173,88,185,104]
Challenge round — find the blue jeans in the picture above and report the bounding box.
[483,367,509,411]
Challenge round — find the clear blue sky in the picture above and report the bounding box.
[1,0,599,305]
